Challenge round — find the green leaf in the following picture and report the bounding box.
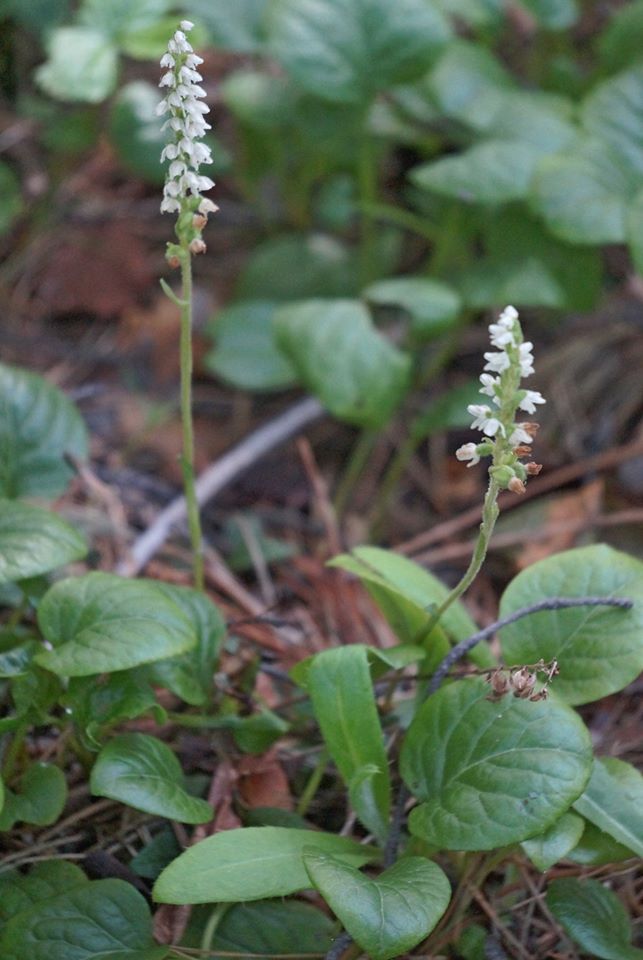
[143,583,225,706]
[0,861,88,924]
[6,0,72,34]
[206,301,298,391]
[428,40,512,130]
[499,545,643,704]
[65,672,163,749]
[412,140,541,205]
[36,572,197,677]
[547,878,643,960]
[364,277,461,341]
[460,207,601,311]
[329,546,494,666]
[0,878,168,960]
[0,501,87,585]
[209,900,335,955]
[401,677,592,850]
[567,820,635,867]
[531,138,636,244]
[266,0,450,105]
[153,826,378,903]
[572,757,643,858]
[131,829,181,879]
[582,65,643,175]
[598,1,643,72]
[35,27,119,103]
[307,645,391,841]
[185,0,268,52]
[90,733,213,823]
[119,17,209,60]
[108,82,166,184]
[519,0,578,29]
[304,852,450,960]
[0,162,23,237]
[520,811,585,871]
[79,0,172,39]
[0,764,67,831]
[237,234,361,301]
[275,299,411,427]
[0,362,88,498]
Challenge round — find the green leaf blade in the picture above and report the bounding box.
[499,545,643,705]
[90,733,213,824]
[401,677,592,850]
[153,826,378,904]
[572,757,643,858]
[0,363,88,499]
[275,300,411,427]
[0,501,87,585]
[36,573,197,677]
[547,878,643,960]
[304,853,451,960]
[308,645,390,840]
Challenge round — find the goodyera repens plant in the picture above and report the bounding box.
[426,307,546,631]
[158,20,217,591]
[456,304,545,493]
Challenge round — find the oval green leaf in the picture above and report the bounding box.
[530,138,636,245]
[572,757,643,858]
[153,826,378,904]
[329,546,494,667]
[267,0,450,105]
[274,299,411,428]
[0,362,88,499]
[304,852,451,960]
[90,733,213,824]
[520,811,585,871]
[499,544,643,705]
[35,27,118,103]
[35,572,197,677]
[206,300,298,391]
[143,583,225,706]
[582,65,643,175]
[0,861,88,924]
[186,0,268,52]
[547,878,643,960]
[0,763,67,831]
[0,878,168,960]
[0,501,87,585]
[401,677,592,850]
[308,645,390,841]
[209,900,335,955]
[412,140,539,205]
[364,277,461,340]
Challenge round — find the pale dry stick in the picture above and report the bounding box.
[398,435,643,558]
[116,397,324,577]
[412,507,643,567]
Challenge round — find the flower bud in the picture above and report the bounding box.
[508,476,526,494]
[192,213,207,230]
[526,462,542,476]
[189,238,206,254]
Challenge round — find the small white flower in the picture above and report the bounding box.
[456,443,481,467]
[519,342,534,377]
[509,425,533,445]
[159,21,214,216]
[479,373,500,399]
[498,305,518,325]
[468,404,505,437]
[483,350,511,374]
[518,390,545,414]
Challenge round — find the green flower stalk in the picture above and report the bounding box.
[158,21,217,590]
[428,306,545,629]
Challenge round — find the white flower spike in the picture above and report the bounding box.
[158,22,214,216]
[457,306,545,493]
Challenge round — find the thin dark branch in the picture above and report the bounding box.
[427,595,633,696]
[325,931,354,960]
